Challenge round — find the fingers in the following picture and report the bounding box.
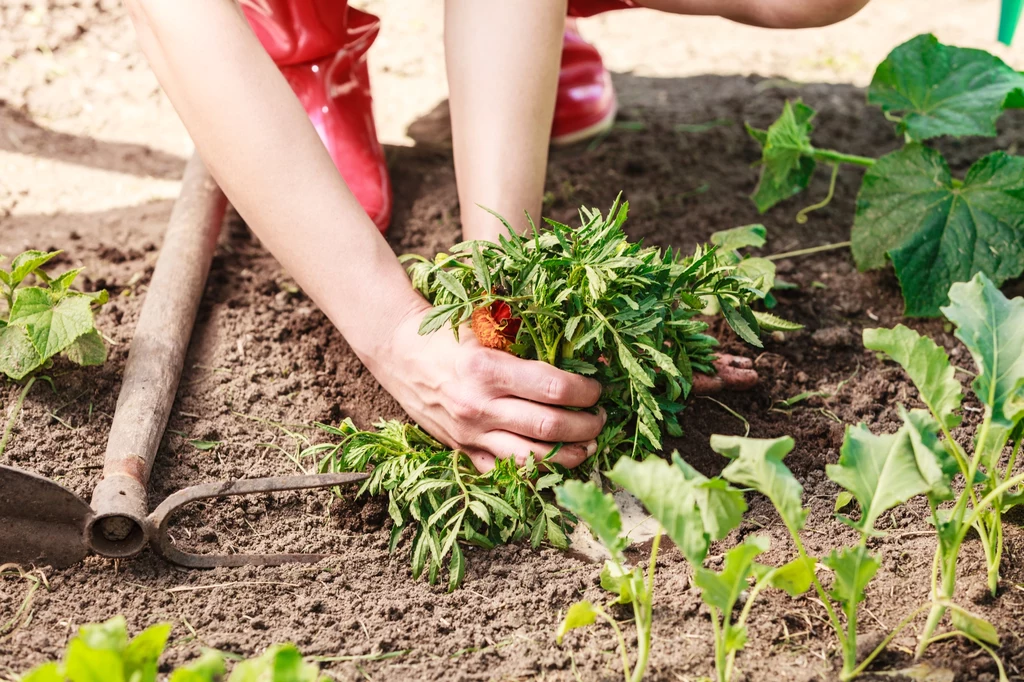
[488,398,606,443]
[693,354,759,394]
[470,350,602,407]
[475,431,595,469]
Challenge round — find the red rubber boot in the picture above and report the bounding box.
[241,0,391,233]
[554,1,637,145]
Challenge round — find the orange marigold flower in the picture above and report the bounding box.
[471,301,522,351]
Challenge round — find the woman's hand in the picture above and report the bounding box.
[366,302,606,473]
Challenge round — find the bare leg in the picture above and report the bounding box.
[693,354,758,394]
[630,0,870,29]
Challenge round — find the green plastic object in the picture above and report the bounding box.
[1000,0,1023,45]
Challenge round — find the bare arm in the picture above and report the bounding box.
[124,0,603,470]
[445,0,567,241]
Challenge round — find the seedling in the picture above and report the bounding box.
[864,273,1024,671]
[18,616,327,681]
[0,250,108,458]
[710,434,940,681]
[306,419,569,590]
[747,34,1024,317]
[555,455,806,682]
[406,197,794,466]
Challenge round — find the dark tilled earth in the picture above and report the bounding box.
[3,37,1024,682]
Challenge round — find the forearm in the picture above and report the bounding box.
[445,0,567,242]
[124,0,424,362]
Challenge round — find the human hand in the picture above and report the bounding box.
[366,302,606,473]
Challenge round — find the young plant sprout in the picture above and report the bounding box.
[554,455,809,682]
[0,250,108,458]
[864,273,1024,672]
[405,197,792,467]
[748,34,1024,318]
[18,616,328,682]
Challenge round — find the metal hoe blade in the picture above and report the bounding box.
[148,472,369,568]
[0,466,93,568]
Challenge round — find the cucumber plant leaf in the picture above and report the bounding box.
[942,273,1024,452]
[868,34,1024,140]
[851,146,1024,317]
[763,555,817,597]
[555,601,598,644]
[694,535,769,656]
[747,100,817,213]
[949,604,1001,647]
[711,435,808,533]
[863,325,963,429]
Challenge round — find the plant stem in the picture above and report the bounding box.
[594,605,632,682]
[766,241,852,262]
[0,377,36,459]
[630,530,662,682]
[795,163,840,224]
[812,149,876,168]
[843,603,930,680]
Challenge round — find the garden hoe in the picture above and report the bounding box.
[0,153,367,570]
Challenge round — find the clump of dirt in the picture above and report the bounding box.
[4,29,1024,682]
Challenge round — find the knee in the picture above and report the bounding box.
[757,0,870,28]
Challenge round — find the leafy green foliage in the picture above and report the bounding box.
[746,101,818,213]
[0,250,108,381]
[309,419,569,590]
[695,536,769,672]
[867,34,1024,140]
[822,544,880,613]
[863,325,962,429]
[555,480,628,562]
[865,275,1024,662]
[852,146,1024,316]
[827,418,954,535]
[746,35,1024,317]
[711,435,807,533]
[18,617,325,682]
[406,197,774,464]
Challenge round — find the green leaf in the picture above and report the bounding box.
[123,623,171,682]
[717,297,763,348]
[64,330,107,367]
[949,604,1000,646]
[637,343,681,378]
[9,288,95,360]
[616,341,654,388]
[672,452,746,542]
[752,310,804,332]
[470,243,492,293]
[767,556,816,597]
[942,273,1024,451]
[826,420,947,535]
[599,561,640,605]
[20,663,64,682]
[169,650,225,682]
[822,544,880,607]
[65,640,125,682]
[555,480,629,562]
[868,34,1024,140]
[556,601,598,644]
[834,491,855,514]
[863,325,963,429]
[712,435,808,533]
[0,323,43,380]
[710,225,767,253]
[695,535,768,655]
[10,250,60,287]
[188,440,221,451]
[606,457,710,565]
[434,269,469,302]
[448,542,466,592]
[851,146,1024,317]
[227,644,323,682]
[417,303,463,335]
[77,617,129,652]
[748,100,817,213]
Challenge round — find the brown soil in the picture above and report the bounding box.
[3,3,1024,682]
